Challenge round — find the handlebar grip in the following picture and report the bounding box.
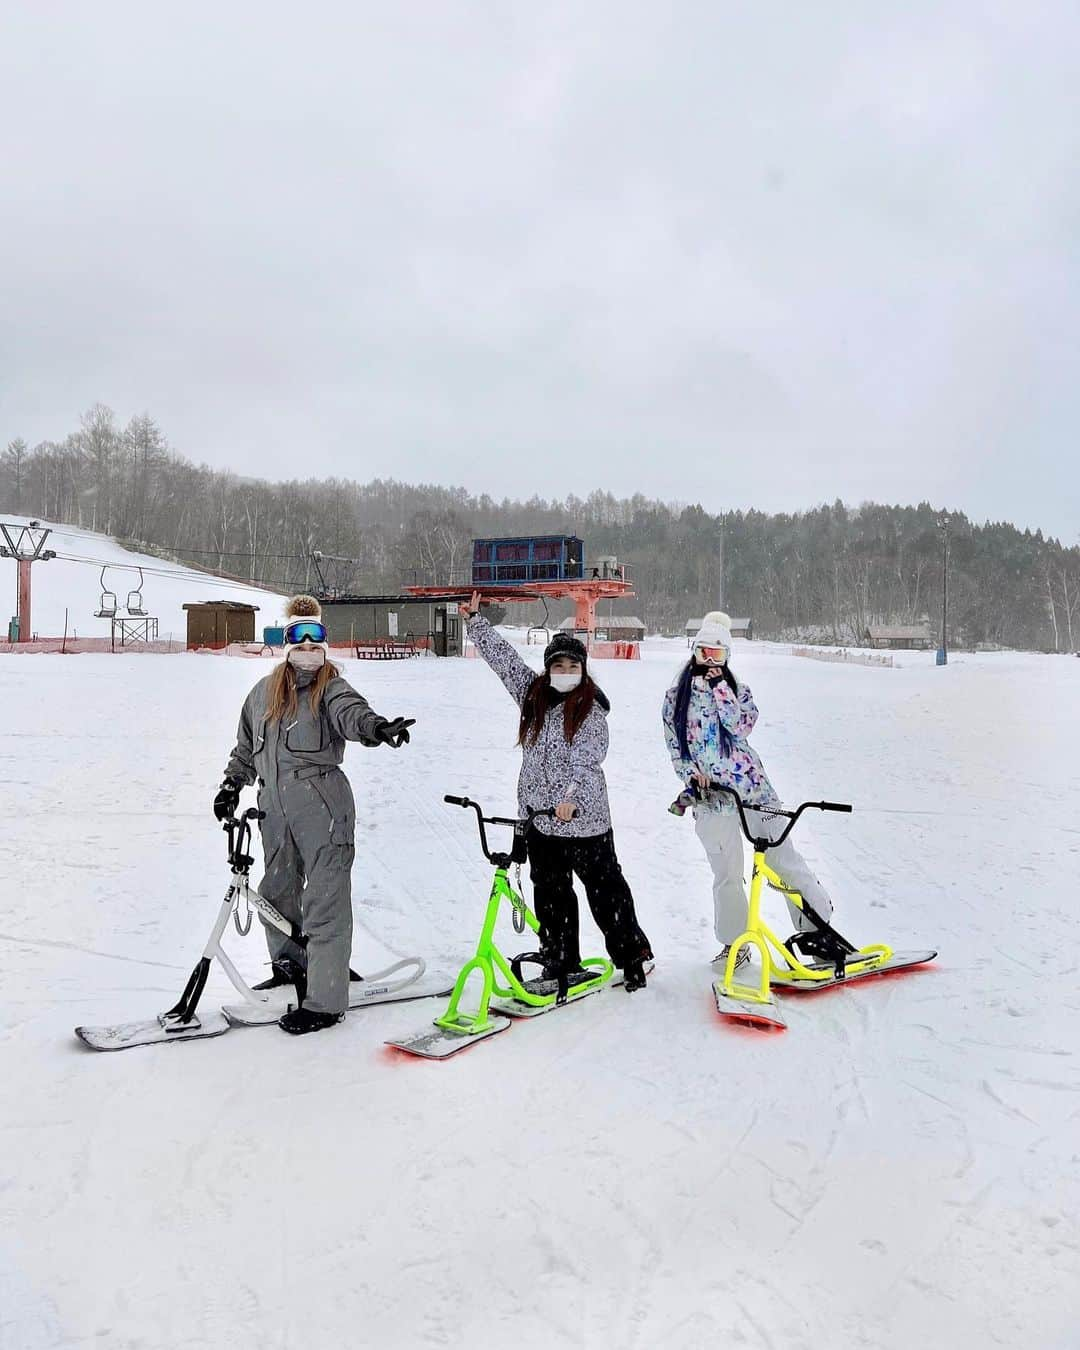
[818,801,852,813]
[444,795,470,807]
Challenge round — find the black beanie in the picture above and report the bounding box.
[543,633,588,668]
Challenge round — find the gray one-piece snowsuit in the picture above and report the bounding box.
[223,669,386,1015]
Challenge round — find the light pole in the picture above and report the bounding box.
[936,512,950,666]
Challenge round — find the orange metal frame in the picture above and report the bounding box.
[403,579,635,636]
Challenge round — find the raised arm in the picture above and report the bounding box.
[465,613,537,706]
[733,680,759,738]
[709,678,752,736]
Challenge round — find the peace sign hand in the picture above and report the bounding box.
[458,589,482,619]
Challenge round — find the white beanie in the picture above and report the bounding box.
[694,610,734,657]
[283,594,329,656]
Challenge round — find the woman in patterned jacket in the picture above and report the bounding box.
[662,611,834,972]
[460,592,653,992]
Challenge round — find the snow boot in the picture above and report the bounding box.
[278,1008,344,1035]
[712,945,752,973]
[622,959,648,993]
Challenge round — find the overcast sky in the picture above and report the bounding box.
[1,2,1077,541]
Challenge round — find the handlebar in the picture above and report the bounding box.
[443,794,569,866]
[223,806,266,875]
[705,785,852,849]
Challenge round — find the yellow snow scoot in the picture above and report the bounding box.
[676,785,937,1031]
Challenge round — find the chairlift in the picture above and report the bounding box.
[95,566,118,619]
[526,595,552,645]
[125,567,147,616]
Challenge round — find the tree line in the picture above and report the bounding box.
[3,404,1077,651]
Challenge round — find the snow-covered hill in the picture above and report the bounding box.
[2,631,1077,1349]
[0,515,286,641]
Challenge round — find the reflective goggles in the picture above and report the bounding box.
[284,620,327,645]
[695,644,728,664]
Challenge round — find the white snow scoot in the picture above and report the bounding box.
[75,806,446,1051]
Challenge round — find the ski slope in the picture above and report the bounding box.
[2,632,1077,1350]
[0,515,285,641]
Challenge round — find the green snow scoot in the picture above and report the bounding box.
[387,795,617,1060]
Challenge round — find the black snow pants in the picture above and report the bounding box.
[526,827,652,973]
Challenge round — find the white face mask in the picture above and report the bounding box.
[550,671,582,694]
[287,647,325,672]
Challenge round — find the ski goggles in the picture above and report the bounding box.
[284,620,327,645]
[695,644,728,664]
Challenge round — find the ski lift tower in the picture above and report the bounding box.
[403,535,637,650]
[0,521,56,642]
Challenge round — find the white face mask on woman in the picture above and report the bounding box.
[287,647,326,673]
[549,671,582,694]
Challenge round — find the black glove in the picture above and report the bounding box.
[213,778,242,821]
[705,665,738,694]
[374,717,416,748]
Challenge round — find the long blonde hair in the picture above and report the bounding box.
[265,658,340,723]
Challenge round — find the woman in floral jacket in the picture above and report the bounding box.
[461,593,652,992]
[662,611,833,969]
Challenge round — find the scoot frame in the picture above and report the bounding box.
[710,787,891,1006]
[159,808,425,1033]
[160,808,300,1030]
[433,796,614,1037]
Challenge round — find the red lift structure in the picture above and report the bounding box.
[1,521,56,643]
[404,576,635,637]
[403,538,638,653]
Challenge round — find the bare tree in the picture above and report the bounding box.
[1,438,28,511]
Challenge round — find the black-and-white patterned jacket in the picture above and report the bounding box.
[466,616,612,838]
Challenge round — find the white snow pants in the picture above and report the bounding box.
[693,807,834,945]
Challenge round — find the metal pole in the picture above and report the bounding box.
[17,559,31,641]
[937,513,949,666]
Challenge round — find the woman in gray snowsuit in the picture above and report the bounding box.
[461,592,652,991]
[214,596,415,1035]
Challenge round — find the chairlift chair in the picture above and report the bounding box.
[95,566,118,619]
[125,568,147,616]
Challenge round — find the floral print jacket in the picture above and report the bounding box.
[661,667,780,813]
[466,615,612,838]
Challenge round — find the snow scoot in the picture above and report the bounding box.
[387,795,617,1060]
[75,807,435,1051]
[700,786,937,1030]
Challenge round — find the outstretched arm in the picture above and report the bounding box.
[323,679,386,746]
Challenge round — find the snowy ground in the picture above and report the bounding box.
[2,629,1078,1350]
[0,515,285,642]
